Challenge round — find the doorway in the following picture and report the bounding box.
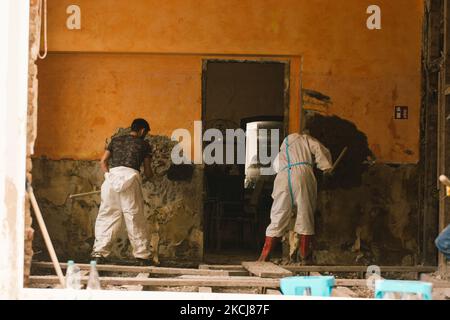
[202,60,289,262]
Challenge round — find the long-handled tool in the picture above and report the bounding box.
[27,182,65,287]
[330,146,348,173]
[69,189,100,199]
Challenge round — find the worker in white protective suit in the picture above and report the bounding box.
[92,118,154,266]
[258,132,333,263]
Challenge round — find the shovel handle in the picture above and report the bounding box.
[69,190,101,199]
[330,146,348,173]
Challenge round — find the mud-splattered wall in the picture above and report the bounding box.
[32,136,203,263]
[281,163,420,265]
[281,114,420,265]
[313,164,419,266]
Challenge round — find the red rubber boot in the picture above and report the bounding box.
[258,236,280,262]
[299,235,314,264]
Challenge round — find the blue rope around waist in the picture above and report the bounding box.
[281,161,312,172]
[284,137,312,206]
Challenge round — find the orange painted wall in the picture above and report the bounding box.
[36,54,200,159]
[36,54,300,159]
[35,0,423,163]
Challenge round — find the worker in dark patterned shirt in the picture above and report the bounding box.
[92,118,154,266]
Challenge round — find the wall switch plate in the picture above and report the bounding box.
[394,106,408,120]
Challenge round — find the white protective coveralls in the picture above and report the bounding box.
[266,133,333,237]
[93,166,150,259]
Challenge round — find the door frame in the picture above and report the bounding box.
[201,58,291,255]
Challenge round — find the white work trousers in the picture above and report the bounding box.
[93,166,150,259]
[265,167,317,237]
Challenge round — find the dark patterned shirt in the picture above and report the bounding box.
[107,135,151,171]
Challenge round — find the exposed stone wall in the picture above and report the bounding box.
[24,0,40,285]
[283,164,419,266]
[31,135,203,264]
[31,130,419,266]
[282,114,420,266]
[31,116,419,267]
[313,164,419,265]
[32,159,419,266]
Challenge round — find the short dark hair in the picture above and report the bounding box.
[131,118,150,132]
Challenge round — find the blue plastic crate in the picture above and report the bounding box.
[280,276,335,297]
[374,280,433,300]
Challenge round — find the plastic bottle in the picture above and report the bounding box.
[65,260,81,290]
[86,260,101,290]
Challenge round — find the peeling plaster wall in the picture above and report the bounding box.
[24,0,40,285]
[282,165,420,266]
[31,136,203,263]
[312,164,419,265]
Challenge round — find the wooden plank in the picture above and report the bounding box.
[334,278,450,288]
[119,273,149,291]
[198,287,212,293]
[283,265,437,273]
[266,289,282,295]
[198,264,245,270]
[334,279,368,287]
[198,264,248,276]
[178,275,262,280]
[32,275,450,290]
[242,262,293,278]
[227,270,250,276]
[201,264,396,275]
[33,261,229,276]
[29,275,280,288]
